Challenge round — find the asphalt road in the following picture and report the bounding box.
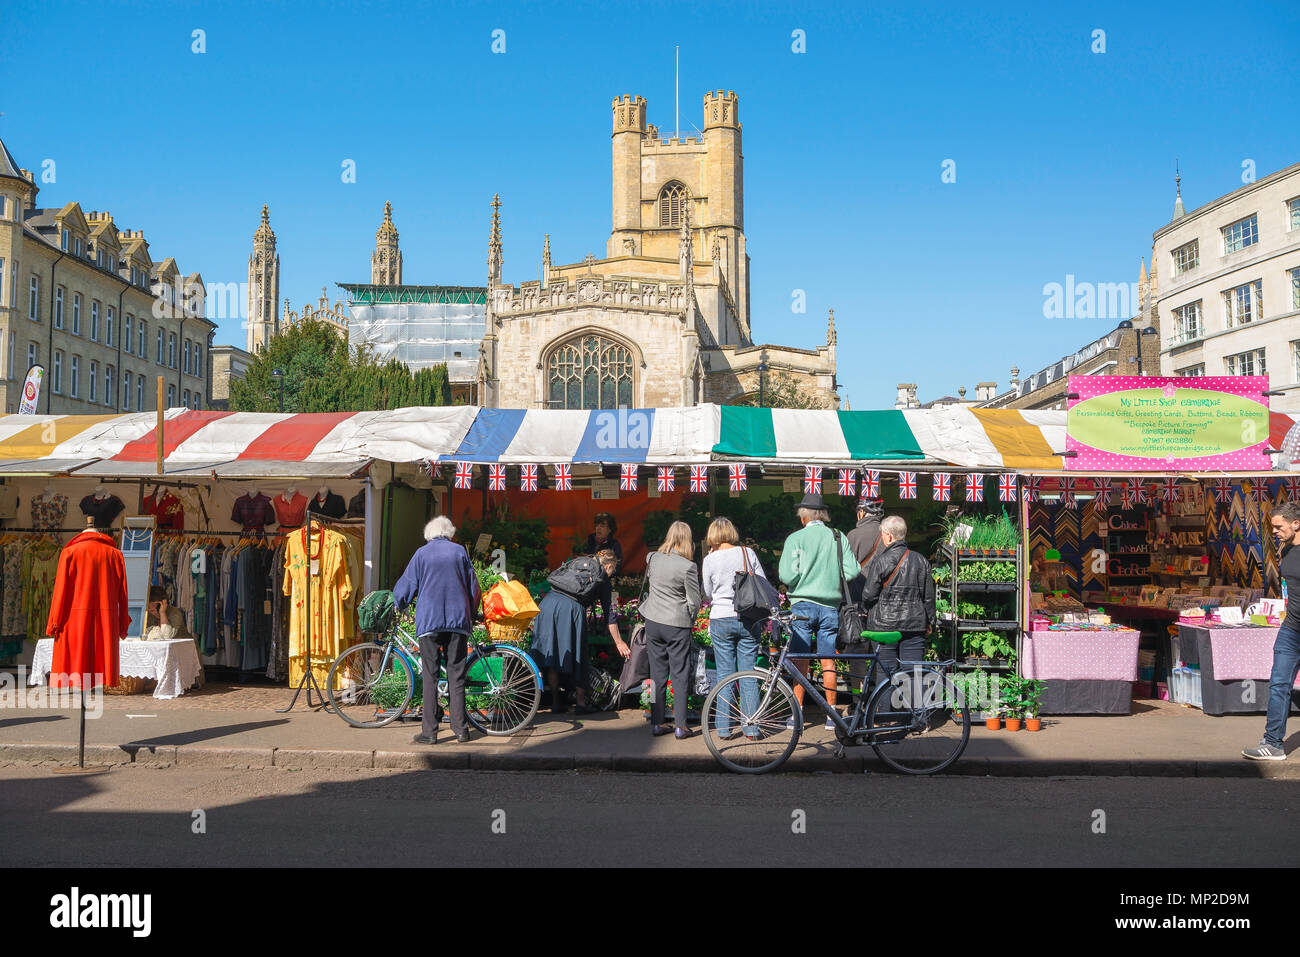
[2,764,1297,868]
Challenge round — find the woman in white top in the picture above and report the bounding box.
[701,517,766,739]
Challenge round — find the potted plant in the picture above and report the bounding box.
[1000,673,1024,731]
[1023,678,1045,731]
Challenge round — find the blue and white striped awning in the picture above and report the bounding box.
[437,407,719,464]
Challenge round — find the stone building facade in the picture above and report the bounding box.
[246,205,280,353]
[0,135,214,414]
[478,91,837,410]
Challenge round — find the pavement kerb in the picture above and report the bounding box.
[2,742,1299,777]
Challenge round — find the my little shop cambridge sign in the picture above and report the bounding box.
[1065,375,1270,471]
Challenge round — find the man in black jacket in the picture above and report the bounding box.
[859,515,935,684]
[846,495,883,604]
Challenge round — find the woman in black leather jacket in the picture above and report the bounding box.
[859,515,935,682]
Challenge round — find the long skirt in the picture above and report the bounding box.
[529,590,586,682]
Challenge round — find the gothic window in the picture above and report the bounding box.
[658,182,688,228]
[546,335,634,410]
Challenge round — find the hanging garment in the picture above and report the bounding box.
[47,529,130,689]
[267,541,289,680]
[284,525,354,687]
[22,542,60,644]
[231,493,275,530]
[143,490,185,530]
[78,494,125,529]
[2,540,26,640]
[273,493,309,529]
[30,493,68,531]
[306,492,347,519]
[238,545,271,672]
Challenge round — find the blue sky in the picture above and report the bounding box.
[5,0,1299,407]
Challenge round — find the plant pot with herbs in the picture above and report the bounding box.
[1023,677,1045,731]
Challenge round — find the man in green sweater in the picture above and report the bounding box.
[778,493,862,726]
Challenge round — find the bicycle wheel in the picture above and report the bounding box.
[864,665,969,774]
[326,642,415,729]
[462,644,542,736]
[702,670,802,774]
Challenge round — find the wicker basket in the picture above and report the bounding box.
[103,675,157,696]
[485,620,529,645]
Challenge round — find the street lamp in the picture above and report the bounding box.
[272,368,285,412]
[1118,322,1159,377]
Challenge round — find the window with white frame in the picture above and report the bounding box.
[61,229,69,251]
[71,293,81,335]
[1172,240,1199,275]
[54,288,64,329]
[89,360,97,402]
[1222,214,1259,254]
[137,375,144,411]
[0,257,4,305]
[28,277,37,320]
[52,351,63,394]
[183,388,190,408]
[183,340,191,374]
[0,196,6,219]
[90,301,99,341]
[105,307,114,346]
[194,344,202,378]
[138,321,145,357]
[6,333,13,380]
[1225,348,1267,376]
[1172,300,1202,343]
[167,384,175,407]
[8,261,14,308]
[1291,267,1300,312]
[1290,198,1300,232]
[106,365,114,407]
[1177,364,1205,377]
[27,343,36,373]
[168,333,176,368]
[122,370,132,410]
[1223,280,1263,328]
[73,237,82,258]
[124,315,133,354]
[96,249,103,269]
[70,355,79,398]
[156,330,164,364]
[1292,341,1300,383]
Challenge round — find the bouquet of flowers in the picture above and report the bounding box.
[692,602,713,648]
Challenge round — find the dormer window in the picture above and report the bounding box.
[74,237,83,258]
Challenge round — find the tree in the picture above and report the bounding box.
[737,369,829,409]
[231,319,453,412]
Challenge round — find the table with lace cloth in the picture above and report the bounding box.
[29,638,202,699]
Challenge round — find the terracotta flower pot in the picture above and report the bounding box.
[1005,718,1022,732]
[1026,717,1041,731]
[984,717,1001,730]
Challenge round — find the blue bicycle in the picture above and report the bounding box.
[325,623,543,734]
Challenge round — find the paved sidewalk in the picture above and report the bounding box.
[1,683,1297,776]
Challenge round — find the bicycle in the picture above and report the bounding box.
[325,623,543,734]
[701,608,970,774]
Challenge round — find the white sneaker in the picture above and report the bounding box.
[1242,741,1286,761]
[825,716,837,730]
[785,717,796,731]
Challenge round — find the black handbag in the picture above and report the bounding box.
[835,531,867,651]
[733,546,781,621]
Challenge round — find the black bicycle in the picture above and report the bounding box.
[701,608,971,774]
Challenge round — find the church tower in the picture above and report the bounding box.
[371,201,402,285]
[606,91,748,329]
[247,205,280,353]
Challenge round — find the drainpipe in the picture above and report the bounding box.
[46,251,66,413]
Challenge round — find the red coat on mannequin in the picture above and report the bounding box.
[47,530,131,689]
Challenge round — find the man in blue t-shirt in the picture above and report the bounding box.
[1243,502,1300,761]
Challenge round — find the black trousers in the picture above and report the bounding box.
[870,633,926,688]
[646,620,693,728]
[420,630,469,737]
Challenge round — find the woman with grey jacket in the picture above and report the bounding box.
[641,520,702,738]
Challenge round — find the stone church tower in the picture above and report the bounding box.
[371,201,402,285]
[247,205,280,353]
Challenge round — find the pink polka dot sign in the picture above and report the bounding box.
[1065,375,1270,472]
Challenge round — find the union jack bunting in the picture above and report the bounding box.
[1094,478,1112,509]
[898,471,917,499]
[520,464,539,492]
[837,469,857,496]
[932,472,951,501]
[552,464,572,492]
[1285,476,1300,499]
[1213,478,1233,503]
[690,465,709,493]
[1063,478,1079,509]
[966,473,984,503]
[454,462,474,490]
[1026,477,1042,502]
[619,464,638,492]
[862,469,881,498]
[803,467,822,495]
[998,474,1017,502]
[1251,480,1269,504]
[488,464,507,491]
[1161,477,1180,502]
[657,467,675,492]
[729,464,748,492]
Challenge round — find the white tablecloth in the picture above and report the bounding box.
[29,638,202,699]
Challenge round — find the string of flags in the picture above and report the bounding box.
[432,466,1299,509]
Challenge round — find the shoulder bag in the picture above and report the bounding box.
[835,531,867,651]
[733,546,781,622]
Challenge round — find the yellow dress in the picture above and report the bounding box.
[283,526,354,688]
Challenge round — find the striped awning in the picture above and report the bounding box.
[0,407,479,477]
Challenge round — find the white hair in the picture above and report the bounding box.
[880,515,908,539]
[424,516,456,541]
[797,506,830,523]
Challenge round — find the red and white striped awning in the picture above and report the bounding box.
[0,407,479,478]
